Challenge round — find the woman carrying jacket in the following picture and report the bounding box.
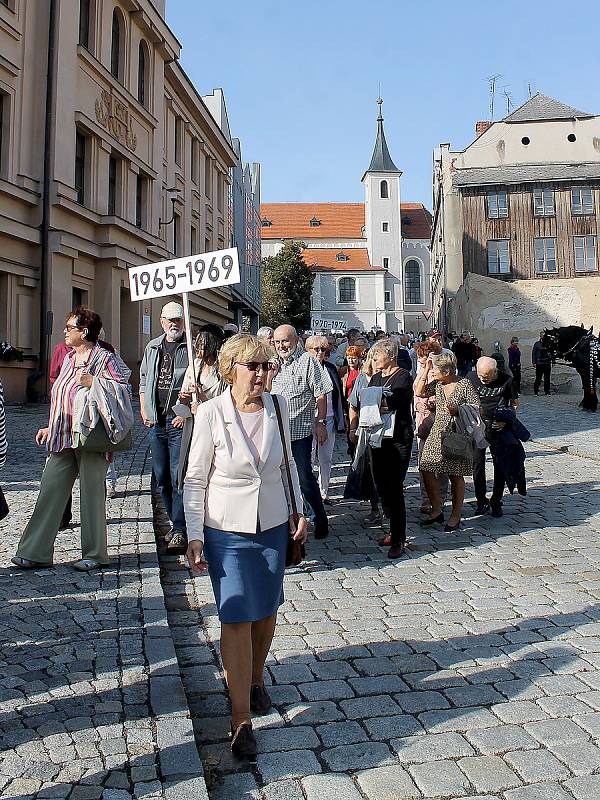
[12,307,131,571]
[184,334,307,759]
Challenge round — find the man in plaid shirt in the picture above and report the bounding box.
[272,325,333,539]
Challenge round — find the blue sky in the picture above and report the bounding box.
[166,0,600,210]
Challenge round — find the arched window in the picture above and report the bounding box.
[110,9,123,81]
[138,41,149,107]
[338,277,356,303]
[404,260,422,304]
[380,179,389,199]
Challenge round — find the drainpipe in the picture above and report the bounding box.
[40,0,58,395]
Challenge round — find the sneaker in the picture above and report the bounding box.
[250,684,272,715]
[167,531,188,551]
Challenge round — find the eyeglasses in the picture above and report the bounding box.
[236,361,270,372]
[64,325,81,332]
[309,347,328,352]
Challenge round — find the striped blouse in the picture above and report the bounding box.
[47,344,130,453]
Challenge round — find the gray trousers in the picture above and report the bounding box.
[16,449,109,564]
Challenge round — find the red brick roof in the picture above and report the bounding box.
[301,248,383,272]
[260,202,431,240]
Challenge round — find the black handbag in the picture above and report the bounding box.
[0,486,8,521]
[441,420,473,461]
[272,395,305,567]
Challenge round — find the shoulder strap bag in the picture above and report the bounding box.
[441,418,473,461]
[272,394,305,567]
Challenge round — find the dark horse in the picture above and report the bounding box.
[542,325,600,412]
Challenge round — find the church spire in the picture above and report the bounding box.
[364,97,401,175]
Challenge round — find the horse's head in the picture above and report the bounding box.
[541,328,560,358]
[542,325,593,359]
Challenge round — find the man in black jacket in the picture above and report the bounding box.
[469,356,519,517]
[532,331,552,396]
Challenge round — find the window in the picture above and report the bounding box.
[382,222,389,232]
[309,216,321,227]
[174,117,183,167]
[338,277,356,303]
[205,156,212,199]
[108,156,118,215]
[135,173,148,229]
[383,257,389,270]
[487,239,510,274]
[384,290,391,303]
[380,180,388,199]
[572,187,594,216]
[173,212,181,257]
[72,287,88,308]
[75,131,86,205]
[534,237,557,274]
[574,235,597,272]
[0,93,5,178]
[261,217,272,227]
[533,189,554,216]
[110,9,122,80]
[336,252,348,262]
[404,260,422,304]
[205,235,211,253]
[138,42,148,108]
[487,190,508,219]
[190,225,197,254]
[217,173,224,211]
[78,0,91,49]
[191,139,198,185]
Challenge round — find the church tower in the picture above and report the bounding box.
[362,98,403,331]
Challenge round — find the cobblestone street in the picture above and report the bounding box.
[2,395,600,799]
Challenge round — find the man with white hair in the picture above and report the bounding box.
[139,302,190,550]
[469,356,519,516]
[272,324,333,539]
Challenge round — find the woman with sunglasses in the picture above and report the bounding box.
[184,334,306,759]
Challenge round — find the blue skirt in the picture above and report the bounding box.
[202,522,288,623]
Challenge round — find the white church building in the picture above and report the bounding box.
[261,101,432,333]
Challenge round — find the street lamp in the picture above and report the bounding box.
[159,187,182,228]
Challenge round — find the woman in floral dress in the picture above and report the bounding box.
[416,352,480,532]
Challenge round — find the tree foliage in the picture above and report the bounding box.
[261,241,313,330]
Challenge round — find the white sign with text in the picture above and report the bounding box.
[128,247,240,301]
[310,318,348,332]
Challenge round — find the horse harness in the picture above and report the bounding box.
[547,330,600,392]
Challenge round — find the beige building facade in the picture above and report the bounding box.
[0,0,238,401]
[431,93,600,388]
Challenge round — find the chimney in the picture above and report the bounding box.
[475,121,492,137]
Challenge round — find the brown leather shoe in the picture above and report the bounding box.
[230,722,257,758]
[250,684,272,715]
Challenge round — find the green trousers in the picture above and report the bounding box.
[16,449,109,565]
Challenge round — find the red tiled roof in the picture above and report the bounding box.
[301,248,383,272]
[260,202,432,240]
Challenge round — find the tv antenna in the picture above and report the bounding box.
[502,88,513,114]
[486,73,502,120]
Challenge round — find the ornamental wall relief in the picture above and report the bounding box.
[95,89,137,152]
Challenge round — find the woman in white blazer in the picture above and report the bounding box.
[184,334,306,759]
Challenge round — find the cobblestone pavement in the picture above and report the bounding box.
[2,395,600,800]
[0,405,208,800]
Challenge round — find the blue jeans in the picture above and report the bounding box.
[149,418,185,531]
[291,434,328,536]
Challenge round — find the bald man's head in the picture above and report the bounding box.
[476,356,498,384]
[273,325,298,359]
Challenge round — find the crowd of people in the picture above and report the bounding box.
[4,305,538,759]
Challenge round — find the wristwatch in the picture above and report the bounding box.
[317,418,327,425]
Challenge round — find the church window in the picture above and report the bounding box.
[309,216,321,227]
[383,257,389,269]
[404,260,422,304]
[380,180,389,199]
[338,277,356,303]
[382,222,389,232]
[336,252,348,262]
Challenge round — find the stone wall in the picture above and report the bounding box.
[450,273,600,393]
